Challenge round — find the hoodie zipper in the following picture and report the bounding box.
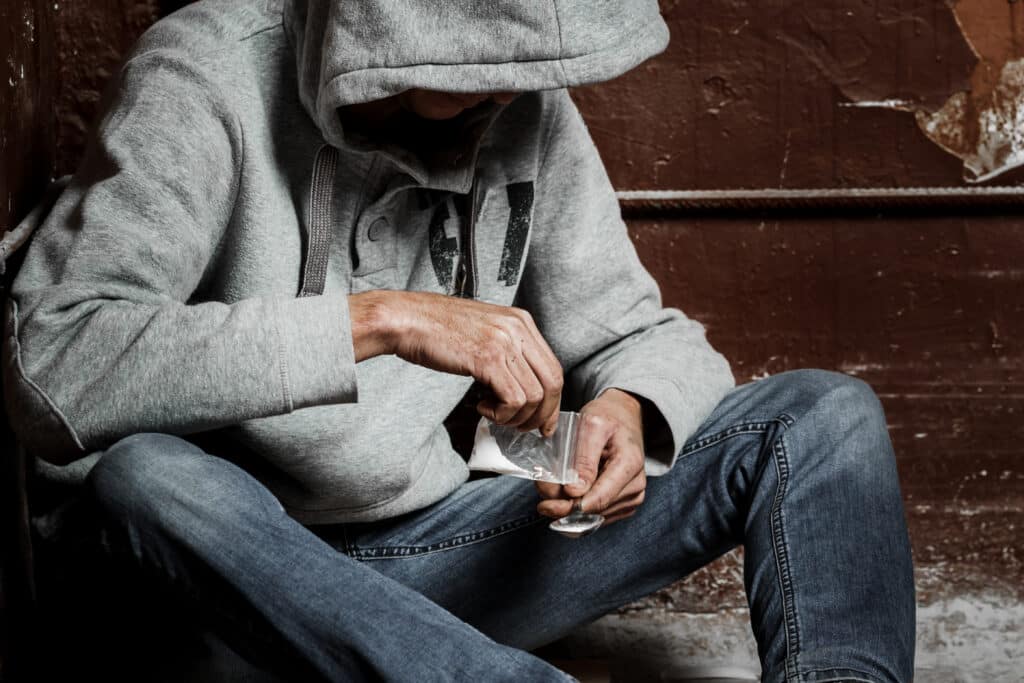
[455,181,478,298]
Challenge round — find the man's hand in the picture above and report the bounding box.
[536,388,647,525]
[349,290,563,435]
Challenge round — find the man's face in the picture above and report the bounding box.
[397,89,519,120]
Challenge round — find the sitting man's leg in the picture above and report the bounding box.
[85,433,574,682]
[333,369,915,683]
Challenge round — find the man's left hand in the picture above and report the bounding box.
[536,389,647,526]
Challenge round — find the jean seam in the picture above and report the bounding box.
[677,421,773,458]
[677,413,796,459]
[771,425,801,682]
[351,514,547,560]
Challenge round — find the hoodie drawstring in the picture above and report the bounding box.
[299,144,339,297]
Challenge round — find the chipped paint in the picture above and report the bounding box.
[841,0,1024,183]
[919,57,1024,182]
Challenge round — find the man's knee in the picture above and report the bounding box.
[87,432,286,536]
[777,370,899,490]
[776,368,886,429]
[86,433,211,526]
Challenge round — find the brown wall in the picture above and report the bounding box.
[572,0,1024,609]
[2,0,56,234]
[2,0,1022,676]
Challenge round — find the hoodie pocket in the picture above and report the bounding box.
[472,181,536,306]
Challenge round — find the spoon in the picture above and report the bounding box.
[548,499,604,538]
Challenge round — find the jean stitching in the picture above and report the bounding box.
[771,431,801,681]
[678,415,793,459]
[351,514,546,560]
[678,421,772,457]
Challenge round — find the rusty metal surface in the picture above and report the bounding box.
[917,1,1024,182]
[2,0,161,229]
[574,0,1024,188]
[617,186,1024,214]
[1,0,56,234]
[50,0,161,175]
[626,214,1023,617]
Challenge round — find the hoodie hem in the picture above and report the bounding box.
[4,299,87,459]
[283,448,469,525]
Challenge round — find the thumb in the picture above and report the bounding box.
[563,412,611,497]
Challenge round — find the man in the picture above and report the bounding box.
[2,0,915,681]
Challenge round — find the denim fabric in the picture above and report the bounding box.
[86,370,915,682]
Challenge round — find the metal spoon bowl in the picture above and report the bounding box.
[548,500,604,538]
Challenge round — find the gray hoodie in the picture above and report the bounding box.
[3,0,734,524]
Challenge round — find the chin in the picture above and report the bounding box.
[415,105,468,121]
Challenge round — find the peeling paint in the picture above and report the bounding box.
[919,57,1024,182]
[844,0,1024,183]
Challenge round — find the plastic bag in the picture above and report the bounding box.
[468,411,581,485]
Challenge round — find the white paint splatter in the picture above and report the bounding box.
[839,99,917,110]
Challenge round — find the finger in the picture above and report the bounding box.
[579,450,642,514]
[534,481,564,500]
[563,412,615,498]
[587,471,645,518]
[515,311,563,436]
[612,471,647,503]
[506,309,562,435]
[537,497,575,519]
[503,352,546,430]
[521,342,563,436]
[601,489,645,518]
[601,509,638,526]
[540,409,560,439]
[477,365,526,424]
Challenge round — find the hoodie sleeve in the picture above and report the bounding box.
[3,52,358,465]
[519,91,735,473]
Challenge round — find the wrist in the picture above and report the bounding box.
[349,290,399,360]
[597,388,643,418]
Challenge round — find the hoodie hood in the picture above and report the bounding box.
[283,0,670,151]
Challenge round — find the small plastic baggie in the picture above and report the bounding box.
[467,411,581,485]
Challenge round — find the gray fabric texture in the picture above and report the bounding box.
[2,0,734,524]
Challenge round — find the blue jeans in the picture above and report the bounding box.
[86,370,915,682]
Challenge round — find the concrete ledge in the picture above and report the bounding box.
[545,549,1023,682]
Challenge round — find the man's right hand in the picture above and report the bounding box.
[349,290,564,436]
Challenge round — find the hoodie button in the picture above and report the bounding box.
[367,217,388,242]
